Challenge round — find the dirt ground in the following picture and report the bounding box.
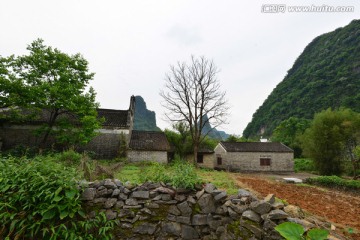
[232,173,360,240]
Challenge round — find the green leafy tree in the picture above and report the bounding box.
[165,121,218,160]
[271,117,310,157]
[225,135,241,142]
[165,122,193,159]
[0,39,102,148]
[301,108,360,175]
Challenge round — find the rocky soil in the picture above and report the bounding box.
[233,175,360,240]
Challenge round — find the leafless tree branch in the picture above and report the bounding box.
[160,56,229,164]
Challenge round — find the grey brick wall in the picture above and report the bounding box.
[0,126,43,149]
[128,150,168,163]
[0,124,130,159]
[214,144,294,172]
[186,153,215,169]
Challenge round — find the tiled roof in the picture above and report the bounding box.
[1,107,131,129]
[97,109,130,128]
[219,142,293,153]
[129,130,170,151]
[198,148,215,154]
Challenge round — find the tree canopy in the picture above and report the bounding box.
[271,117,310,157]
[301,108,360,176]
[165,122,218,160]
[0,39,101,148]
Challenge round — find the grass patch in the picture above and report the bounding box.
[197,168,238,195]
[115,164,142,184]
[113,161,239,194]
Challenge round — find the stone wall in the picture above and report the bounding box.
[128,150,168,163]
[81,179,315,240]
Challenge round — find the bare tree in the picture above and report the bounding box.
[160,56,229,164]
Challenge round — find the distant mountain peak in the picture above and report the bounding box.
[200,114,229,140]
[133,96,161,131]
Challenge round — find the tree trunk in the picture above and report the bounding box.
[39,109,59,150]
[193,141,198,167]
[352,159,359,179]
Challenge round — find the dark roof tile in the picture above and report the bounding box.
[129,130,170,151]
[219,142,293,153]
[1,107,131,129]
[97,109,130,128]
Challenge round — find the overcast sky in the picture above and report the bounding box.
[1,0,359,135]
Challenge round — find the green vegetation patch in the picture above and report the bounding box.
[306,175,360,192]
[197,168,238,195]
[294,158,316,173]
[114,160,238,194]
[0,155,116,239]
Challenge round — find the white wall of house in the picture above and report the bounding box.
[128,150,168,163]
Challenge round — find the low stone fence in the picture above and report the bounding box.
[81,179,315,239]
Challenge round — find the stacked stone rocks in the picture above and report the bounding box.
[81,179,309,239]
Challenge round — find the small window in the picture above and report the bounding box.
[217,157,222,165]
[260,158,271,166]
[197,154,204,163]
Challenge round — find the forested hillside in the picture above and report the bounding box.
[243,19,360,138]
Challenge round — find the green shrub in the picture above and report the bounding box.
[139,162,170,183]
[3,144,39,158]
[306,175,360,191]
[170,160,201,189]
[294,158,316,173]
[55,149,82,166]
[0,155,116,239]
[343,161,360,177]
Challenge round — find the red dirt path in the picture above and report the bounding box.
[233,175,360,239]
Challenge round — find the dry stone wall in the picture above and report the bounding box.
[81,179,313,240]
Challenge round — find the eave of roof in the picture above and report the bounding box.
[219,142,293,153]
